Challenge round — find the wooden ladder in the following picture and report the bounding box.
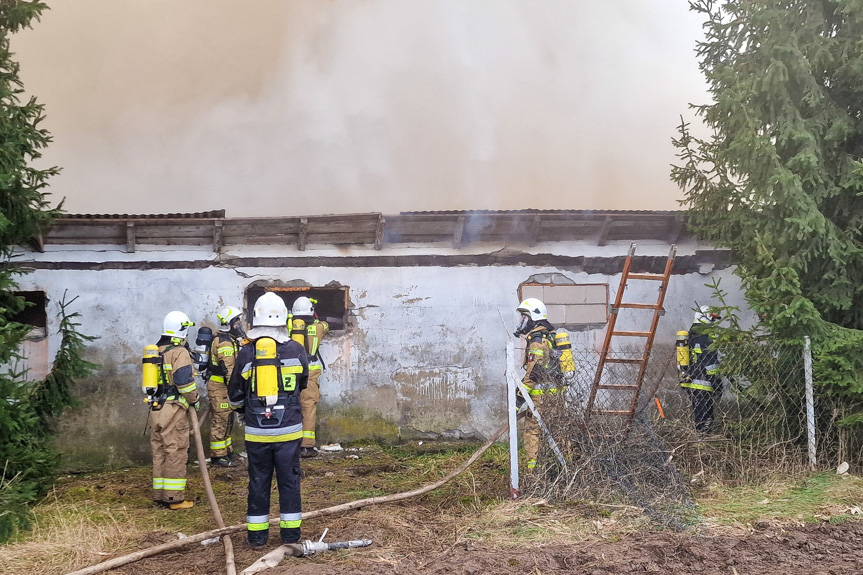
[586,242,676,422]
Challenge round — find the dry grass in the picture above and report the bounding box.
[0,490,151,574]
[4,441,863,574]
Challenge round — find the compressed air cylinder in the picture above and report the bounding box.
[255,337,279,398]
[193,326,214,371]
[141,345,160,394]
[676,331,690,368]
[555,331,576,378]
[290,317,306,347]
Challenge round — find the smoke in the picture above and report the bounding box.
[13,0,708,216]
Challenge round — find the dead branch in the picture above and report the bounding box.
[64,420,510,575]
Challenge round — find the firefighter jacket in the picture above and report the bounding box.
[680,322,721,393]
[157,338,199,409]
[208,332,239,384]
[293,317,329,370]
[521,325,558,395]
[227,337,309,443]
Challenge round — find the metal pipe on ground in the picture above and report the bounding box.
[64,420,513,575]
[241,538,373,575]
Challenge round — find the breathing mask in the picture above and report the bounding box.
[228,317,246,339]
[514,313,534,337]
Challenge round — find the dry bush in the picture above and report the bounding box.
[519,340,859,527]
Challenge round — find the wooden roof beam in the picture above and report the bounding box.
[298,218,308,251]
[668,215,685,244]
[375,216,385,250]
[528,214,542,246]
[126,221,136,253]
[213,220,223,254]
[596,215,613,246]
[452,215,465,249]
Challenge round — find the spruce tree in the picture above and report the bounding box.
[673,0,863,333]
[0,1,95,542]
[672,1,863,410]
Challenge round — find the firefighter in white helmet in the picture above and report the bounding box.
[289,296,330,458]
[206,306,246,467]
[228,292,309,547]
[678,305,722,433]
[147,311,199,509]
[514,298,562,471]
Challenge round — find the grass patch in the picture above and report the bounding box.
[4,441,863,574]
[697,472,863,526]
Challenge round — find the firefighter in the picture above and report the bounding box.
[228,292,309,547]
[147,311,199,510]
[207,306,246,467]
[678,305,722,433]
[514,298,562,471]
[290,296,330,458]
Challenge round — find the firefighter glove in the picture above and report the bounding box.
[515,390,526,410]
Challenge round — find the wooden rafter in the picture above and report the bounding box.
[298,218,308,251]
[126,222,136,253]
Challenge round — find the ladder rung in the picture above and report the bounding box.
[596,384,639,390]
[627,273,665,281]
[617,303,661,310]
[589,409,635,416]
[612,331,652,337]
[605,358,643,364]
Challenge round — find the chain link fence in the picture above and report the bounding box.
[517,339,863,527]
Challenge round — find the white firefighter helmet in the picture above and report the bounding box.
[216,306,243,330]
[162,310,194,339]
[516,298,548,321]
[694,305,720,324]
[291,296,315,317]
[253,292,288,327]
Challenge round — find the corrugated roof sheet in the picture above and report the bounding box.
[399,209,683,216]
[62,210,226,220]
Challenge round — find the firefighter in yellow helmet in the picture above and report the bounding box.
[228,292,309,547]
[207,306,246,467]
[289,296,330,458]
[145,311,199,510]
[514,298,560,471]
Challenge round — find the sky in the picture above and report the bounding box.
[12,1,711,217]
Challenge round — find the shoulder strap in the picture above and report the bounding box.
[528,331,545,345]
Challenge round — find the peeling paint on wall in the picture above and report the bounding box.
[10,240,751,469]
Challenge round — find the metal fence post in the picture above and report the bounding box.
[804,335,816,470]
[506,341,519,499]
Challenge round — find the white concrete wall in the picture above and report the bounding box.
[11,238,750,468]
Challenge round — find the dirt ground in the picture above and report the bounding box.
[9,443,863,575]
[111,519,863,575]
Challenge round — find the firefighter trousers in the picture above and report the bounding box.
[150,403,190,503]
[300,368,322,448]
[522,394,544,470]
[685,387,720,433]
[207,379,233,458]
[246,439,302,545]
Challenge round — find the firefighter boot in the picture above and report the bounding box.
[169,500,195,510]
[300,447,318,458]
[211,456,237,467]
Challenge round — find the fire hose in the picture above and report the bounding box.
[64,420,511,575]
